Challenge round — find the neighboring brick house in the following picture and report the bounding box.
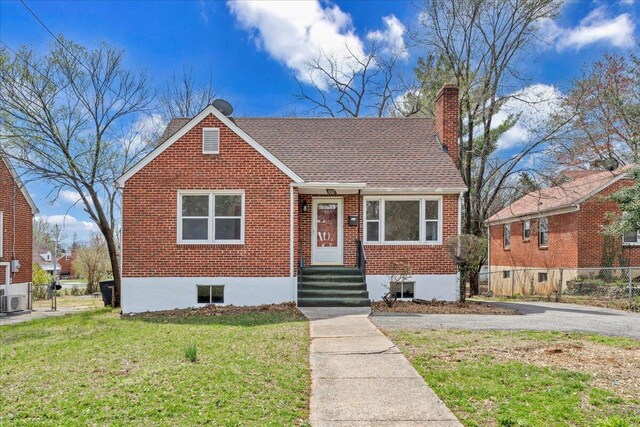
[1,154,38,289]
[58,251,77,279]
[116,85,466,313]
[486,166,640,291]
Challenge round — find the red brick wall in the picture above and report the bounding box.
[122,113,294,278]
[435,85,459,167]
[577,179,640,268]
[58,252,77,279]
[298,193,459,275]
[0,158,33,285]
[489,212,579,269]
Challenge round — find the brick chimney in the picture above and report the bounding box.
[435,84,459,168]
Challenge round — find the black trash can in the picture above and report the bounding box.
[99,280,115,306]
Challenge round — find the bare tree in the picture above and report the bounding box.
[0,39,154,307]
[413,0,565,239]
[551,49,640,168]
[74,232,111,294]
[294,40,408,117]
[159,64,220,119]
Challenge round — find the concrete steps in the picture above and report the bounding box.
[298,267,370,308]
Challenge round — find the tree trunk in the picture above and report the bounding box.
[459,269,467,303]
[469,270,479,296]
[104,230,121,308]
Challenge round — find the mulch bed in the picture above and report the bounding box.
[371,300,518,315]
[125,302,305,318]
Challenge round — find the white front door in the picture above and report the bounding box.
[311,198,343,265]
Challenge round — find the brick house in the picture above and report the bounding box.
[58,251,77,279]
[116,85,466,313]
[1,154,38,292]
[486,166,640,291]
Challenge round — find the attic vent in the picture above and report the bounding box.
[202,128,220,154]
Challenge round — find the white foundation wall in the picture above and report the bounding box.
[366,274,459,301]
[122,277,295,314]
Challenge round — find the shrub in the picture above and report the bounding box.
[32,262,52,300]
[183,343,197,363]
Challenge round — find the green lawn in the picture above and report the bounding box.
[386,329,640,427]
[0,309,310,426]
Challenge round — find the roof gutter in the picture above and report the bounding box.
[486,204,580,226]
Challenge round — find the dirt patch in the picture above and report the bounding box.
[372,300,518,315]
[126,302,305,318]
[421,332,640,400]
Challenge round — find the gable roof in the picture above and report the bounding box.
[487,165,635,225]
[116,105,304,187]
[145,114,466,191]
[1,153,39,215]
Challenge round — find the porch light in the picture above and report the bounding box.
[300,200,309,213]
[326,189,337,195]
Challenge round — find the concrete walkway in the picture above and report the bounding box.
[0,309,74,326]
[372,301,640,339]
[301,307,461,426]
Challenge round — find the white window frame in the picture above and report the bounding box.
[538,217,549,248]
[202,127,220,154]
[504,223,511,249]
[523,220,531,241]
[622,230,640,246]
[0,211,3,258]
[363,196,443,245]
[177,190,245,244]
[196,284,224,304]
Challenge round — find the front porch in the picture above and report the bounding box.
[294,184,369,307]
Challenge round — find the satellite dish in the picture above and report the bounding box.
[213,99,234,117]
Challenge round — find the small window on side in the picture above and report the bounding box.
[391,281,415,299]
[504,223,511,249]
[197,285,224,304]
[503,270,511,279]
[539,218,549,247]
[538,272,548,283]
[523,220,531,240]
[623,230,640,244]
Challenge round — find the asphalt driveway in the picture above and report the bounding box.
[371,301,640,339]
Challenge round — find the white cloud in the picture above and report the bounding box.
[227,1,407,89]
[494,84,564,151]
[620,0,635,5]
[59,189,83,204]
[545,8,636,51]
[366,15,408,58]
[122,113,165,152]
[37,214,99,239]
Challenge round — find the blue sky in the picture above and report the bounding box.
[1,0,638,244]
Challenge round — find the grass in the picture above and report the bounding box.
[31,294,105,311]
[0,309,310,426]
[386,329,640,427]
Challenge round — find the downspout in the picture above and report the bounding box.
[289,184,295,303]
[457,191,463,300]
[487,224,491,295]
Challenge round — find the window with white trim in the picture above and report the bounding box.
[623,230,640,245]
[364,197,442,244]
[202,128,220,154]
[391,281,415,299]
[178,191,244,243]
[523,220,531,240]
[504,223,511,249]
[197,285,224,304]
[539,217,549,247]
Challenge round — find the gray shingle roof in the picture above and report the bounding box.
[158,116,465,189]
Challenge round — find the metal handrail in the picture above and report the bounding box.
[356,239,367,285]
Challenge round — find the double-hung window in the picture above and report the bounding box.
[178,191,244,244]
[523,220,531,240]
[364,197,442,244]
[539,217,549,247]
[504,223,511,249]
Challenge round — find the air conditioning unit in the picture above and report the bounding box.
[1,294,27,313]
